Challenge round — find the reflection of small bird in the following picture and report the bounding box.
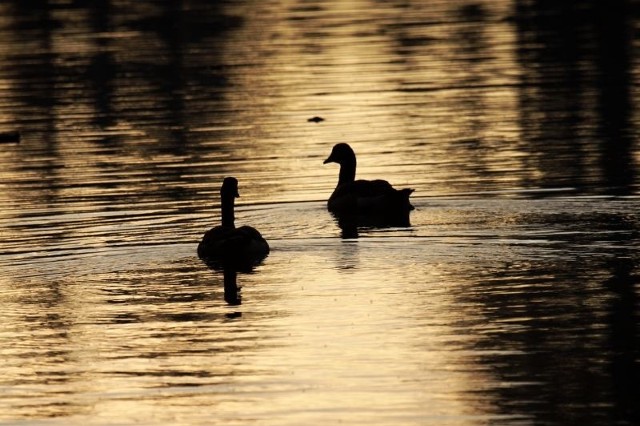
[323,143,414,217]
[307,116,325,123]
[223,268,241,306]
[198,177,269,265]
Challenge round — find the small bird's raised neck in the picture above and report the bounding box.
[338,159,356,186]
[220,177,239,228]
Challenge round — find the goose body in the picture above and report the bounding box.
[324,143,414,219]
[197,177,269,265]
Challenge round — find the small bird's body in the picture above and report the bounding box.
[327,178,414,214]
[198,225,268,259]
[323,143,414,222]
[198,177,269,267]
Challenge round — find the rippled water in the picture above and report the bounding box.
[1,1,639,425]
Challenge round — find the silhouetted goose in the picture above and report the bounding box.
[197,177,269,265]
[323,143,414,219]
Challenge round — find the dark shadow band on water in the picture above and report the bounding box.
[515,0,636,196]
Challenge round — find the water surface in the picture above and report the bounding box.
[0,1,639,425]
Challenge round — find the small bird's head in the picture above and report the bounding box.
[323,143,355,165]
[221,177,240,198]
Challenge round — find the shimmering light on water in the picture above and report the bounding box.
[0,0,639,425]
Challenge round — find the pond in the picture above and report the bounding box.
[0,1,638,425]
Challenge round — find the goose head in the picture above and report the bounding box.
[221,176,240,199]
[323,143,356,166]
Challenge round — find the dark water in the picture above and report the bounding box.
[0,1,639,425]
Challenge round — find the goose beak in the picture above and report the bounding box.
[323,155,334,164]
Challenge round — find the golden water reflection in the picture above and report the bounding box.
[1,196,639,424]
[0,0,639,424]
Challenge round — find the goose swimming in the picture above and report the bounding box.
[323,143,414,219]
[197,177,269,264]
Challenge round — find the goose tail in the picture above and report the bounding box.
[399,188,415,211]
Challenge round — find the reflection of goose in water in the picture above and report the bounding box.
[333,213,410,239]
[222,268,241,306]
[198,177,269,269]
[323,143,414,229]
[202,261,247,306]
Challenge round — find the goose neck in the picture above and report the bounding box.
[338,158,356,185]
[221,195,235,228]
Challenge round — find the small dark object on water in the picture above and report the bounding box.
[308,116,325,123]
[0,131,20,144]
